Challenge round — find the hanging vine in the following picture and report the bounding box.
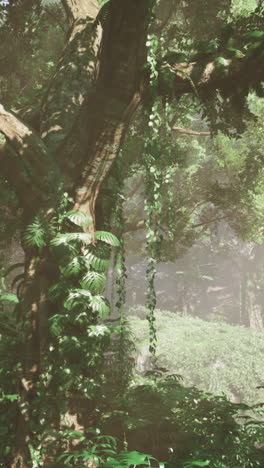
[143,29,163,358]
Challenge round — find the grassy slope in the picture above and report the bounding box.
[129,307,264,405]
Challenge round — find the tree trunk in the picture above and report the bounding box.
[247,273,264,331]
[7,1,150,465]
[11,240,60,467]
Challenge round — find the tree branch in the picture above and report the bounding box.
[61,0,99,26]
[172,126,210,136]
[40,1,102,148]
[0,104,56,203]
[158,53,264,98]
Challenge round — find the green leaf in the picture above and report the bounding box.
[0,293,19,303]
[184,460,210,467]
[51,232,92,247]
[60,257,84,277]
[49,280,70,301]
[245,31,264,40]
[64,210,93,227]
[84,251,110,272]
[90,295,110,318]
[95,231,120,247]
[81,271,106,293]
[23,216,47,247]
[63,289,91,310]
[49,314,65,336]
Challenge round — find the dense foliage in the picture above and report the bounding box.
[129,308,264,404]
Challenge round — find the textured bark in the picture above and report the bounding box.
[172,126,210,136]
[11,243,59,468]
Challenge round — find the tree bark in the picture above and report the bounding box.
[3,1,150,465]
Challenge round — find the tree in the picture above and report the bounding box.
[0,0,264,466]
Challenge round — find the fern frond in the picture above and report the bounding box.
[83,251,110,272]
[23,215,47,247]
[95,231,120,247]
[81,271,106,294]
[64,210,93,228]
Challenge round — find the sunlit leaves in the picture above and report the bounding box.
[89,295,110,318]
[84,251,110,272]
[95,231,120,247]
[63,289,110,318]
[64,210,93,227]
[63,288,91,310]
[60,256,85,277]
[104,450,158,468]
[50,232,92,246]
[81,271,106,293]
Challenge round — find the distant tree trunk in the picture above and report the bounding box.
[247,273,263,330]
[239,271,249,327]
[240,246,264,331]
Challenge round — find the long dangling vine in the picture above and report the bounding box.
[143,30,163,358]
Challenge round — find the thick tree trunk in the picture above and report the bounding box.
[11,241,59,467]
[7,1,150,465]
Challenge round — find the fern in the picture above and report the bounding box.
[83,251,110,272]
[81,271,106,294]
[95,231,120,247]
[64,210,93,228]
[23,215,48,247]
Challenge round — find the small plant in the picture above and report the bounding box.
[55,429,162,468]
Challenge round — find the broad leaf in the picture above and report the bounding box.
[65,210,93,227]
[89,295,110,318]
[81,271,106,293]
[95,231,120,247]
[84,251,110,272]
[64,289,91,310]
[51,232,92,246]
[60,256,84,277]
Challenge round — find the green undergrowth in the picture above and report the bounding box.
[128,307,264,406]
